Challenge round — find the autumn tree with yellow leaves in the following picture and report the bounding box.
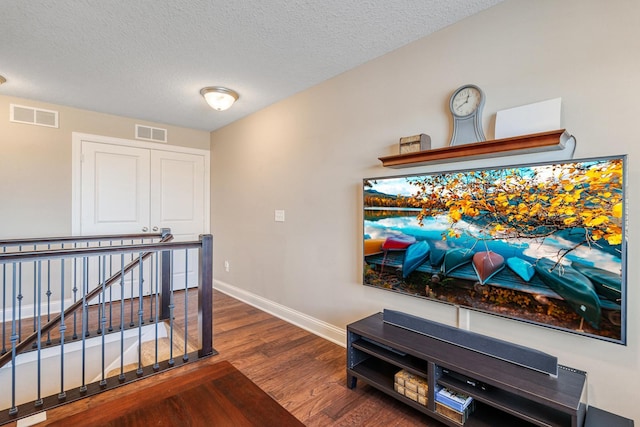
[406,159,624,255]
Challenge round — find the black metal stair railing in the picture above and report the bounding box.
[0,233,173,369]
[0,231,214,425]
[0,232,167,350]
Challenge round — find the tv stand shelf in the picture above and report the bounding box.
[379,129,573,168]
[347,312,587,427]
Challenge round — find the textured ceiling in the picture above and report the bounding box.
[0,0,503,131]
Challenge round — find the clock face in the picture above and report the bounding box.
[451,86,482,117]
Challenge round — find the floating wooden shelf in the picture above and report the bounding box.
[379,129,574,168]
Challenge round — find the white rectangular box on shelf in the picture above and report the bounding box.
[495,97,561,139]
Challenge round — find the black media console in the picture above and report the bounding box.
[347,312,587,427]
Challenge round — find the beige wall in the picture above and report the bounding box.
[0,96,210,238]
[211,0,639,421]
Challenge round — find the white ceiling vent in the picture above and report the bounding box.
[10,104,59,128]
[135,124,167,143]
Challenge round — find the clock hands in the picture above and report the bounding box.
[455,90,471,111]
[461,90,471,105]
[455,96,469,111]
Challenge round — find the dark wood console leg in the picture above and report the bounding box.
[347,373,357,389]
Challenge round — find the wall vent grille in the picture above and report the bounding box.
[10,104,59,128]
[135,124,167,143]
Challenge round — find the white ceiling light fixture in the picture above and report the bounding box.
[200,86,239,111]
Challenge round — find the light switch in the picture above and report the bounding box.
[275,209,285,222]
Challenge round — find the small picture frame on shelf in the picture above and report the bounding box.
[399,134,431,155]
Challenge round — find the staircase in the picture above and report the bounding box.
[0,231,214,425]
[104,321,198,379]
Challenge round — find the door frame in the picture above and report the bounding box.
[71,132,210,236]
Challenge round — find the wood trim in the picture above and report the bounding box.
[379,129,570,168]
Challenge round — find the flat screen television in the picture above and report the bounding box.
[363,155,626,344]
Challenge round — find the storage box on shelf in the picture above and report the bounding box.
[394,369,429,406]
[436,386,474,412]
[435,385,475,425]
[347,311,587,427]
[436,401,475,425]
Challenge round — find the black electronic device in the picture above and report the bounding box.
[441,367,490,391]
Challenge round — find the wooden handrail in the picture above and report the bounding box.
[0,232,166,248]
[0,233,175,369]
[0,240,217,264]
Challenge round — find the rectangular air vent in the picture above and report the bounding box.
[135,124,167,143]
[10,104,59,128]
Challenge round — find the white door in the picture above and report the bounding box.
[81,142,150,235]
[79,139,206,292]
[150,150,205,288]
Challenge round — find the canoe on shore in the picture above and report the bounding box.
[427,243,447,267]
[472,251,505,285]
[506,257,535,282]
[402,241,430,278]
[534,258,601,329]
[571,261,622,302]
[364,238,386,256]
[442,248,474,276]
[382,235,416,251]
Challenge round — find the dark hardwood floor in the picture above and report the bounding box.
[45,360,305,427]
[6,290,442,426]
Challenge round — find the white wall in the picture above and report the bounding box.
[211,0,639,421]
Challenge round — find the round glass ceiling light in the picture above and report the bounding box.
[200,86,239,111]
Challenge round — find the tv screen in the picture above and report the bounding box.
[363,155,626,344]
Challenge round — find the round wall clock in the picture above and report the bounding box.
[449,84,486,146]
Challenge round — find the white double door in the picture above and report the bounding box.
[76,136,208,296]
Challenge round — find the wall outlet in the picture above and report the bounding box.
[224,260,230,272]
[275,209,285,222]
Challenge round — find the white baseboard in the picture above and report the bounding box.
[214,280,346,347]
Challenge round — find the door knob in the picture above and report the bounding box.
[142,227,149,232]
[152,226,159,231]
